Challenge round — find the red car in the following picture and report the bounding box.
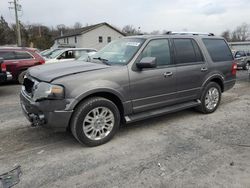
[0,47,45,83]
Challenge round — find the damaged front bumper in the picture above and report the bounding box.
[20,89,73,131]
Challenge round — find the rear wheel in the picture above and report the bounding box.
[196,82,221,114]
[18,70,27,84]
[70,97,120,146]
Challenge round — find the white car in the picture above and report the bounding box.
[45,48,97,64]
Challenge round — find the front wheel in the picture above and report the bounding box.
[243,62,249,70]
[196,82,221,114]
[70,97,120,147]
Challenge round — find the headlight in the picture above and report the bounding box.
[33,82,64,101]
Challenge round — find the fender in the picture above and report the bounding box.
[201,73,224,90]
[66,83,127,111]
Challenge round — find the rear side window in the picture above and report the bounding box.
[202,39,233,62]
[0,51,16,60]
[15,51,33,59]
[173,39,203,64]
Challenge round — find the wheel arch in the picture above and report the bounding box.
[202,74,224,92]
[69,90,126,125]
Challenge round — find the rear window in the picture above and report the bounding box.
[202,39,233,62]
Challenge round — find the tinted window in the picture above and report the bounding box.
[0,51,16,60]
[140,39,171,66]
[203,39,233,62]
[173,39,198,64]
[15,51,33,59]
[192,40,204,62]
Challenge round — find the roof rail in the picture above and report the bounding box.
[165,31,215,36]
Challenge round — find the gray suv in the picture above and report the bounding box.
[20,33,236,146]
[234,51,250,70]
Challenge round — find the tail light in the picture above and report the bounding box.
[1,63,6,72]
[231,61,237,75]
[40,59,45,64]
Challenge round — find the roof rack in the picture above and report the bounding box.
[165,31,215,36]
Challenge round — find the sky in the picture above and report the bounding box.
[1,0,250,35]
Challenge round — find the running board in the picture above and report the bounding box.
[125,100,201,123]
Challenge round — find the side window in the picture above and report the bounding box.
[99,36,103,43]
[202,39,233,62]
[192,40,204,62]
[139,39,171,67]
[107,36,111,43]
[65,50,74,59]
[235,51,246,57]
[173,39,199,64]
[15,51,33,59]
[0,51,16,60]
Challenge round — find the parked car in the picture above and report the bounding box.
[234,50,250,70]
[45,48,97,64]
[0,47,45,84]
[0,57,12,83]
[20,33,236,146]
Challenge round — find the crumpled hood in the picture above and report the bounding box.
[28,61,109,82]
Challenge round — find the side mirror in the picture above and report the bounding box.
[235,54,241,58]
[136,57,157,69]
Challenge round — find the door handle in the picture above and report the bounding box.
[201,67,208,72]
[163,72,173,77]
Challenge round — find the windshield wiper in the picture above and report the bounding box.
[93,57,110,65]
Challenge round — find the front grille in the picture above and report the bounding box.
[23,77,34,94]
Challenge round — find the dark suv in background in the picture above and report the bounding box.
[20,32,236,146]
[0,47,45,84]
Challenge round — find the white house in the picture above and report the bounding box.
[228,41,250,52]
[53,22,125,50]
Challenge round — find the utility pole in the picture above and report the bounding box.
[9,0,22,46]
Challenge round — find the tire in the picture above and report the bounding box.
[18,70,27,84]
[70,97,120,147]
[243,62,249,70]
[196,82,221,114]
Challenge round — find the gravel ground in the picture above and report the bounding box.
[0,70,249,188]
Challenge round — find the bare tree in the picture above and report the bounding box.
[150,30,160,35]
[221,30,231,41]
[232,23,250,41]
[122,25,140,36]
[74,22,82,29]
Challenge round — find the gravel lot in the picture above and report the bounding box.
[0,70,249,188]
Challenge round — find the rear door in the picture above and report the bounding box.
[202,38,234,81]
[129,39,177,113]
[173,38,207,102]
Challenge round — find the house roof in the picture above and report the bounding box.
[55,22,125,40]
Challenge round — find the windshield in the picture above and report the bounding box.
[49,49,65,59]
[92,38,145,65]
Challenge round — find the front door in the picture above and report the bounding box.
[129,39,177,113]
